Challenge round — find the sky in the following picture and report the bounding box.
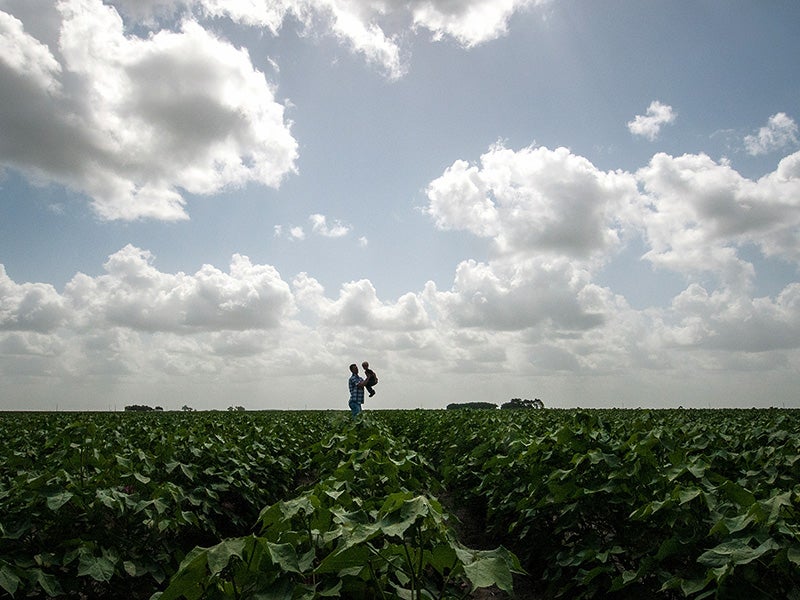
[1,0,799,411]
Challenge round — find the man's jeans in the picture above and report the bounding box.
[349,399,362,417]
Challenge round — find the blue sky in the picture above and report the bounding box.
[1,0,799,410]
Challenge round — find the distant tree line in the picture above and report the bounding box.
[446,402,498,410]
[500,398,545,410]
[123,405,163,412]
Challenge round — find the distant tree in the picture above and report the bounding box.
[181,405,194,412]
[124,404,155,412]
[446,402,498,410]
[227,406,246,412]
[500,398,545,410]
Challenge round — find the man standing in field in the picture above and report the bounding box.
[348,363,365,417]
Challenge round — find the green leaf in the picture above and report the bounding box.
[180,464,195,481]
[680,576,711,595]
[457,546,523,593]
[677,487,702,505]
[158,549,208,600]
[429,544,458,576]
[462,557,513,592]
[721,481,756,507]
[298,548,315,573]
[134,472,151,484]
[698,537,781,567]
[786,546,800,566]
[46,491,73,511]
[687,462,706,478]
[267,542,303,574]
[656,536,684,561]
[621,569,638,585]
[379,495,428,538]
[317,580,343,596]
[315,545,370,575]
[760,491,792,526]
[0,564,21,596]
[78,553,116,583]
[32,569,63,597]
[96,489,121,510]
[152,497,169,515]
[207,538,246,575]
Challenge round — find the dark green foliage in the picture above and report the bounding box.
[1,409,798,599]
[0,411,324,598]
[156,419,522,599]
[446,402,498,410]
[397,408,800,599]
[500,398,544,409]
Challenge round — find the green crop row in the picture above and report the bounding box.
[385,409,800,599]
[1,409,798,599]
[0,411,329,598]
[154,418,522,599]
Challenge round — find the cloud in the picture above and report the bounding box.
[64,245,297,332]
[425,143,641,260]
[2,226,800,409]
[409,0,548,47]
[744,112,799,156]
[309,213,351,237]
[420,141,800,375]
[637,151,800,289]
[275,214,352,240]
[2,0,551,221]
[111,0,547,79]
[293,273,431,331]
[0,0,298,221]
[660,283,800,353]
[0,10,62,93]
[627,101,676,141]
[423,257,606,333]
[0,265,70,332]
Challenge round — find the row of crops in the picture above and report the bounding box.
[1,409,798,598]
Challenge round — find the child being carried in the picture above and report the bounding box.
[361,361,378,397]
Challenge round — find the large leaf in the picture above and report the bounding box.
[720,481,756,508]
[698,537,781,567]
[78,553,116,583]
[379,495,430,538]
[158,548,209,600]
[31,569,63,597]
[46,491,73,511]
[207,538,247,575]
[0,563,21,596]
[315,545,370,575]
[456,546,523,593]
[267,542,305,574]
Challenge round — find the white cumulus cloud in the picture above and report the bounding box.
[627,100,676,141]
[0,265,71,332]
[110,0,547,79]
[0,0,298,221]
[309,213,351,237]
[744,112,798,156]
[410,0,548,47]
[637,151,800,290]
[425,143,641,260]
[64,245,297,332]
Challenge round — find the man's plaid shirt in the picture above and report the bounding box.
[349,373,364,404]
